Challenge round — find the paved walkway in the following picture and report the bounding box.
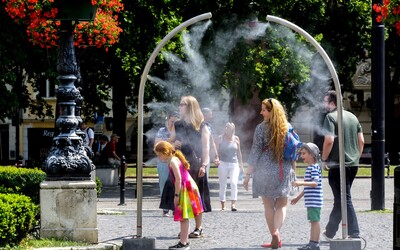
[95,177,394,250]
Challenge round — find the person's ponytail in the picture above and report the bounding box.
[174,150,190,170]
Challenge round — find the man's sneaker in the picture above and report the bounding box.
[298,244,320,250]
[322,230,333,242]
[188,228,204,238]
[169,242,190,250]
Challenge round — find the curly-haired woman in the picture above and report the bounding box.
[243,98,296,249]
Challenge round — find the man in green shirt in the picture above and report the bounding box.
[321,90,364,240]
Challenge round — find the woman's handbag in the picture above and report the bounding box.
[288,169,299,196]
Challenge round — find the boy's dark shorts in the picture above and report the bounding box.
[307,207,321,222]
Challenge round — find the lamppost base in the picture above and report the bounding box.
[122,237,155,250]
[40,180,98,243]
[329,238,361,250]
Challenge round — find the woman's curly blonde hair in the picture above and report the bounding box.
[262,98,288,161]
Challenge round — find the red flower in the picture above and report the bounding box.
[2,0,124,49]
[372,0,400,35]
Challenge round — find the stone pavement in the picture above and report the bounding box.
[95,177,394,250]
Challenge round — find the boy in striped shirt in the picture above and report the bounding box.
[291,143,323,250]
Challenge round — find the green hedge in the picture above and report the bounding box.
[0,167,46,204]
[0,193,38,247]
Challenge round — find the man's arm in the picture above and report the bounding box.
[322,134,334,161]
[358,132,365,157]
[88,128,95,147]
[112,151,120,161]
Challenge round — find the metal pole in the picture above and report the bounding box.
[371,0,386,210]
[136,12,212,238]
[119,155,126,206]
[266,15,347,238]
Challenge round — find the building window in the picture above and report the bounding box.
[38,78,56,98]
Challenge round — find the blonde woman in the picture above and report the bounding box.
[243,98,296,249]
[171,96,211,239]
[215,122,244,211]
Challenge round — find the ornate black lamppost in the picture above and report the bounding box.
[42,20,92,179]
[40,2,98,243]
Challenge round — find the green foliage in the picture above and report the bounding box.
[0,167,46,204]
[0,193,38,247]
[95,176,102,197]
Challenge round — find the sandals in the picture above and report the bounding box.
[231,205,237,212]
[188,228,204,238]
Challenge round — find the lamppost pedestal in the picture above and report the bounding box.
[40,180,98,243]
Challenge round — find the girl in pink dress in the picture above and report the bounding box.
[155,141,203,250]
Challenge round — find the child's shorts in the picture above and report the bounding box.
[307,207,321,222]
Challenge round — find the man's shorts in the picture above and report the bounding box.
[108,158,121,167]
[307,207,321,222]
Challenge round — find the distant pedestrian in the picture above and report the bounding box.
[202,107,219,178]
[291,143,323,250]
[155,140,203,250]
[155,111,180,217]
[105,134,127,179]
[93,134,109,165]
[80,120,95,147]
[321,90,364,240]
[215,122,244,211]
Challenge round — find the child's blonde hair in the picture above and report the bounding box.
[154,140,190,170]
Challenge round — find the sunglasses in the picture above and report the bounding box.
[267,98,273,111]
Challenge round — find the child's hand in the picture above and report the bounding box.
[291,197,299,205]
[174,196,180,206]
[292,181,300,187]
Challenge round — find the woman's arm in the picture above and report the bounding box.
[199,125,210,177]
[236,136,244,170]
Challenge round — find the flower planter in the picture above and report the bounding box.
[52,0,97,21]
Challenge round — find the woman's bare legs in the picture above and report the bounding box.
[274,196,288,232]
[262,196,288,247]
[262,197,275,234]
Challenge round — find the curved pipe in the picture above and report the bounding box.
[266,15,347,238]
[136,12,212,238]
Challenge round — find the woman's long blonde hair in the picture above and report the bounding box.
[181,96,204,131]
[262,98,288,161]
[154,140,190,170]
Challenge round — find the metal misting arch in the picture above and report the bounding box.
[136,12,212,238]
[136,13,347,239]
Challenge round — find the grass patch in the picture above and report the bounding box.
[126,163,385,178]
[360,209,393,213]
[3,238,89,250]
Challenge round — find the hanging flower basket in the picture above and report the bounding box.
[373,0,400,35]
[2,0,124,49]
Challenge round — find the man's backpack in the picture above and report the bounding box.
[283,125,302,161]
